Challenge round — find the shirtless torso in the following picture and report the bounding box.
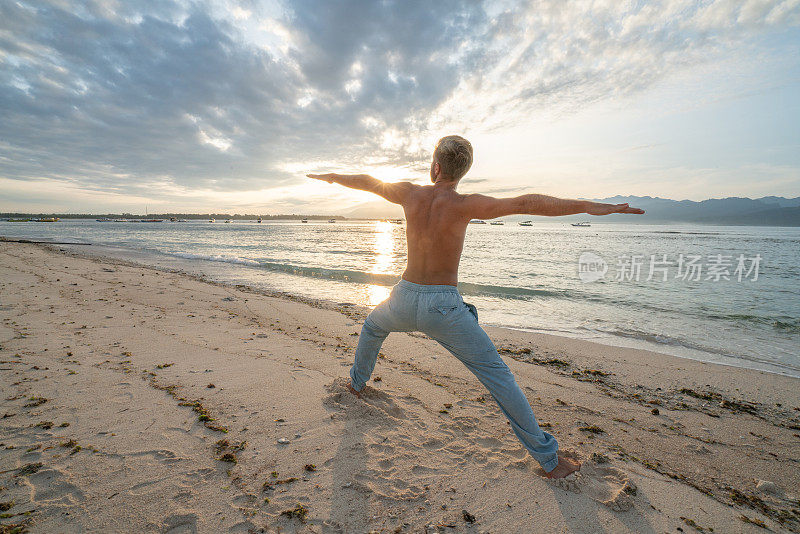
[306,173,643,287]
[400,183,469,286]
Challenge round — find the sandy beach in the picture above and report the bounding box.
[1,240,798,533]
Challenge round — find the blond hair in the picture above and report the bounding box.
[433,135,473,181]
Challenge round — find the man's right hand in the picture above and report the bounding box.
[585,202,645,216]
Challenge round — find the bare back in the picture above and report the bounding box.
[305,171,644,287]
[400,183,470,286]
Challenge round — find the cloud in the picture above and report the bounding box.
[0,0,798,203]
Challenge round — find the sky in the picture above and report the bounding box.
[1,0,799,215]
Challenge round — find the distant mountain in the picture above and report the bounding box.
[755,196,800,208]
[344,200,403,219]
[575,196,800,226]
[344,195,800,226]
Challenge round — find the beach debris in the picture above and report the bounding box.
[34,421,53,430]
[215,439,245,464]
[679,388,758,415]
[499,346,531,355]
[178,400,214,422]
[0,521,27,533]
[304,463,316,472]
[279,503,308,523]
[156,363,173,369]
[277,437,290,444]
[16,463,42,476]
[680,517,707,532]
[462,510,476,523]
[207,383,215,388]
[579,425,605,434]
[739,515,768,529]
[221,297,236,301]
[218,452,237,463]
[651,408,660,415]
[342,482,352,488]
[590,452,610,464]
[0,501,13,512]
[23,396,47,408]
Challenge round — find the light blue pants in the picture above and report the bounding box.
[350,279,559,472]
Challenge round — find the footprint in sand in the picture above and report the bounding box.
[27,468,85,504]
[546,451,637,512]
[162,512,198,534]
[322,377,406,420]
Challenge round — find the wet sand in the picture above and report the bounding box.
[1,241,798,533]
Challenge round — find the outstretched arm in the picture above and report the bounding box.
[461,193,645,219]
[306,173,415,205]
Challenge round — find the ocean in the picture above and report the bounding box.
[2,218,798,377]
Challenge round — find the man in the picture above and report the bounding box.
[307,135,644,479]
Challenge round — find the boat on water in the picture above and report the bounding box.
[139,219,164,222]
[469,219,486,224]
[209,218,215,223]
[571,221,591,227]
[96,218,113,222]
[7,218,31,222]
[490,220,504,225]
[518,220,533,226]
[301,218,308,223]
[36,217,59,222]
[328,219,336,223]
[257,217,262,223]
[225,219,232,223]
[391,219,403,224]
[114,219,127,222]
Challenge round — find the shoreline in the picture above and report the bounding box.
[10,235,797,379]
[1,241,799,532]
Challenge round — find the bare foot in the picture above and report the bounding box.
[346,382,362,399]
[545,454,581,479]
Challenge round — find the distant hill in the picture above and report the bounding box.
[345,195,800,226]
[344,201,403,219]
[492,196,799,226]
[572,196,800,226]
[3,196,799,226]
